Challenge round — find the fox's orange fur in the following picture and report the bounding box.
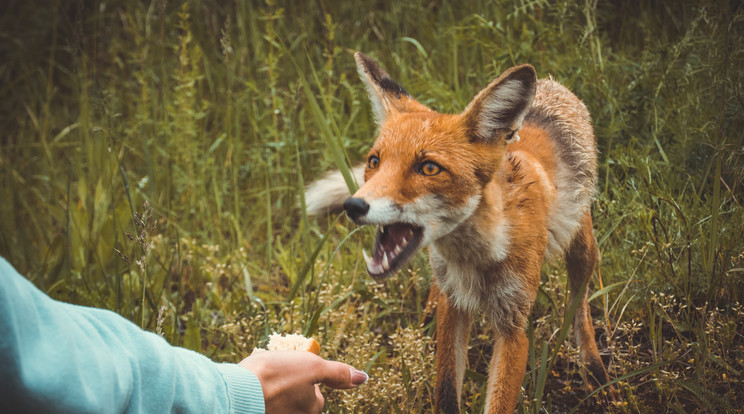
[305,52,614,413]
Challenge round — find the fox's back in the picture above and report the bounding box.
[510,78,598,258]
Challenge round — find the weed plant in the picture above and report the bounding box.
[1,0,742,412]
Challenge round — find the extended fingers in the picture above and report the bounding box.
[315,360,368,389]
[237,350,366,413]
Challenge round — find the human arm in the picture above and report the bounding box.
[0,257,263,413]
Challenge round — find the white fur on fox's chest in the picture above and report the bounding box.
[429,218,531,332]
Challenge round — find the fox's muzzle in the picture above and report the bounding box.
[343,197,370,223]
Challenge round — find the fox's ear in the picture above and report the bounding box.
[355,52,427,126]
[462,64,537,143]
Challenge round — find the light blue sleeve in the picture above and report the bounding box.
[0,257,265,414]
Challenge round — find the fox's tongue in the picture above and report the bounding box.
[363,223,423,279]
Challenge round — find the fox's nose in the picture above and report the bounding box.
[343,197,369,223]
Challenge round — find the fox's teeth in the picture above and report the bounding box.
[401,236,408,246]
[394,244,403,255]
[363,249,374,267]
[364,249,385,275]
[379,225,385,234]
[382,252,390,271]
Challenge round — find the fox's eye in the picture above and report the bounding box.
[367,155,380,170]
[419,161,442,176]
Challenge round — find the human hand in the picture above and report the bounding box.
[239,350,367,414]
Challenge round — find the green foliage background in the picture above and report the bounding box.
[1,0,742,412]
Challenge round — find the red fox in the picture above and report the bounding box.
[305,52,613,413]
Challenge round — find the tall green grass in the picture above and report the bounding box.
[1,0,742,412]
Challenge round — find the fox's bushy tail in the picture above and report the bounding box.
[304,164,365,216]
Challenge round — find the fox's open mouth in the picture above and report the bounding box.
[363,222,424,279]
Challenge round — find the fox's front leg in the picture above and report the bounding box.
[435,292,472,414]
[484,330,529,413]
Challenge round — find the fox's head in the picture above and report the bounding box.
[344,52,537,279]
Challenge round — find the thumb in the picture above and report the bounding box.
[315,360,368,389]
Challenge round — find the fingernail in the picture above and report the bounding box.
[350,368,368,386]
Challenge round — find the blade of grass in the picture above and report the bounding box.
[291,50,357,193]
[568,358,682,414]
[533,273,589,408]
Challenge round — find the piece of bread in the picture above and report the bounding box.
[252,333,320,355]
